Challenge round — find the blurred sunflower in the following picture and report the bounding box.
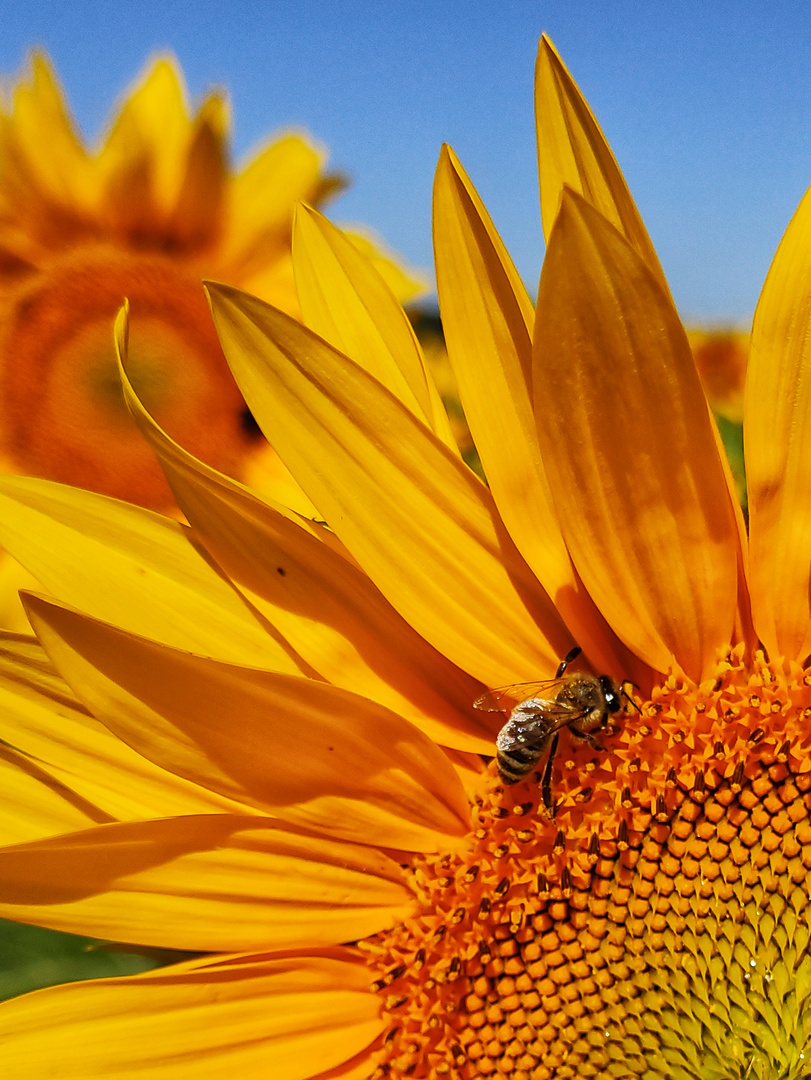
[0,52,423,510]
[0,34,808,1080]
[687,328,748,425]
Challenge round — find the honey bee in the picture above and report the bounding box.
[474,646,633,816]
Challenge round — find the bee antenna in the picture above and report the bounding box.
[556,645,582,679]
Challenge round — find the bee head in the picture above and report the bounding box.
[599,676,622,713]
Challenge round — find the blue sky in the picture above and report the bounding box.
[1,1,809,323]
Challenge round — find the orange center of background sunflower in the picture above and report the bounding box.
[366,651,811,1079]
[0,248,264,508]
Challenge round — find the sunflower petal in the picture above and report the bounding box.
[0,631,251,821]
[746,183,811,661]
[220,134,327,280]
[117,341,492,755]
[25,594,471,852]
[340,225,429,306]
[208,282,572,686]
[433,145,632,677]
[0,815,411,951]
[99,57,190,222]
[534,191,739,681]
[0,474,302,672]
[535,36,665,286]
[0,742,102,844]
[293,204,455,447]
[0,952,382,1080]
[3,53,95,214]
[536,37,751,605]
[166,96,226,252]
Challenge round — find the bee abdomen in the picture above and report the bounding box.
[495,709,546,784]
[496,747,542,783]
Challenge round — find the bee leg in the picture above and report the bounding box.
[540,732,560,818]
[568,728,604,752]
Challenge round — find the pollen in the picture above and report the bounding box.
[365,648,811,1078]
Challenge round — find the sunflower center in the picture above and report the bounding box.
[366,650,811,1079]
[0,247,264,508]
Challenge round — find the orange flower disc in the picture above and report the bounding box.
[366,650,811,1078]
[0,249,262,507]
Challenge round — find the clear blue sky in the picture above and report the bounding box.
[1,0,809,324]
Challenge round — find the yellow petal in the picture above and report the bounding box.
[237,253,303,318]
[534,191,739,681]
[0,952,382,1080]
[746,183,811,661]
[4,52,96,214]
[0,555,41,632]
[0,742,102,844]
[0,815,412,951]
[117,343,492,755]
[165,96,226,252]
[535,36,665,288]
[0,474,301,672]
[293,204,455,448]
[433,145,632,678]
[536,39,752,610]
[219,133,327,280]
[99,56,191,221]
[25,594,471,852]
[241,442,320,518]
[340,225,429,306]
[0,631,252,821]
[208,282,572,686]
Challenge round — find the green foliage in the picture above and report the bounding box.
[0,919,181,1001]
[715,414,747,517]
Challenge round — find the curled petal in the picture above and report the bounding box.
[116,326,492,755]
[208,281,572,687]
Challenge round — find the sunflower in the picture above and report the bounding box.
[686,327,749,514]
[686,328,748,424]
[0,34,807,1079]
[0,51,422,511]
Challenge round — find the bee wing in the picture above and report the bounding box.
[474,677,567,713]
[496,697,580,754]
[534,699,591,732]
